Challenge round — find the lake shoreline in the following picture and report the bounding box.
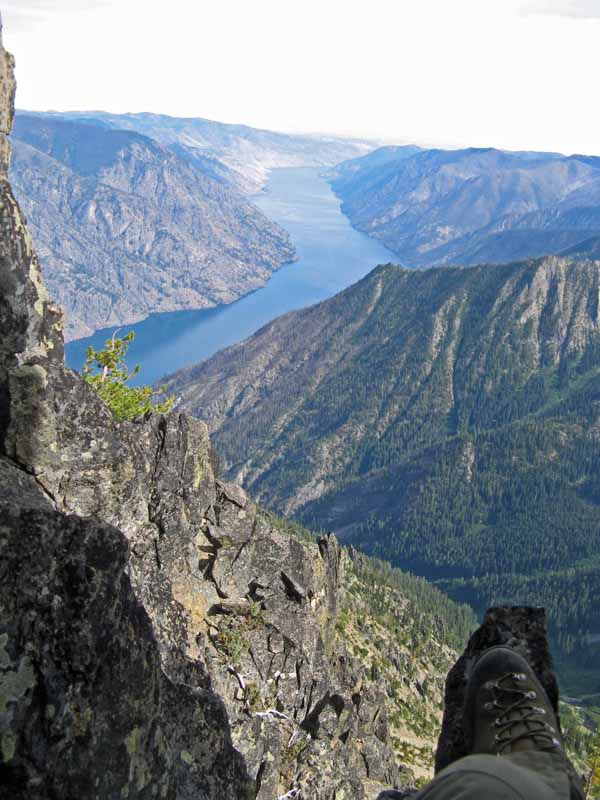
[66,167,398,385]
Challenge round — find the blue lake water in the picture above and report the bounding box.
[65,166,398,385]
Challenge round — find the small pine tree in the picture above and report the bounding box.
[82,330,173,422]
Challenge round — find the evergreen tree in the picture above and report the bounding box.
[82,331,173,421]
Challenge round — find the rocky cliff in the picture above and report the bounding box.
[0,25,469,799]
[9,114,296,340]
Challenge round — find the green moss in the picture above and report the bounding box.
[214,620,247,667]
[245,682,262,711]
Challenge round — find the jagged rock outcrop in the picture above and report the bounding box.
[1,395,408,798]
[0,458,252,799]
[0,35,63,444]
[0,22,433,798]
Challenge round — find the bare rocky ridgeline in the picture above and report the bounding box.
[0,26,474,800]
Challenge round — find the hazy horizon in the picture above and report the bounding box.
[11,107,576,158]
[4,0,600,156]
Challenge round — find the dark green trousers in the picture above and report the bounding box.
[414,752,573,800]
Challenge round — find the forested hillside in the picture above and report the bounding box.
[327,146,600,267]
[9,115,295,339]
[167,256,600,671]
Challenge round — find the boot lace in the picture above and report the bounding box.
[485,672,561,753]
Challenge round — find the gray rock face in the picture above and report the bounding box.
[1,395,407,797]
[0,21,63,455]
[0,24,421,799]
[0,491,252,800]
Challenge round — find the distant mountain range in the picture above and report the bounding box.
[19,110,375,194]
[327,146,600,267]
[166,255,600,667]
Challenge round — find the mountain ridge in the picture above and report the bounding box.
[10,114,296,339]
[327,146,600,267]
[18,109,376,194]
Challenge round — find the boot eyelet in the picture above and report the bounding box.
[526,691,536,699]
[484,702,494,711]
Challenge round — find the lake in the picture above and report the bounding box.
[65,167,398,385]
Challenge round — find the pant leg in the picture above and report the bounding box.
[413,753,570,800]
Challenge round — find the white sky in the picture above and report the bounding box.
[3,0,600,154]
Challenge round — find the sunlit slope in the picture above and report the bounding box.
[10,115,295,339]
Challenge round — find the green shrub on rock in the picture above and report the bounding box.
[82,331,173,421]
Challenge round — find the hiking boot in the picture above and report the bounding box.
[465,645,563,756]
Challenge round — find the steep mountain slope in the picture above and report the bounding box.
[9,115,295,339]
[327,146,600,266]
[167,256,600,664]
[20,110,376,193]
